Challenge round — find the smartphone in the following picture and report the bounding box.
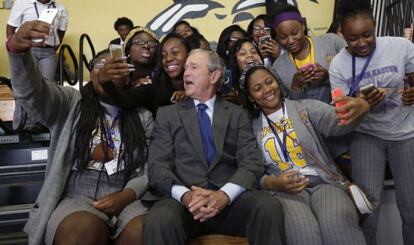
[360,83,378,95]
[32,8,58,43]
[331,88,348,125]
[259,35,271,46]
[288,173,304,179]
[300,63,317,72]
[109,44,125,59]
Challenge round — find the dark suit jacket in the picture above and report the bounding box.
[148,97,264,197]
[109,37,122,45]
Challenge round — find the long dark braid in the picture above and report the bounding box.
[74,79,147,183]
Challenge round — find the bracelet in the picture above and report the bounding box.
[5,34,20,54]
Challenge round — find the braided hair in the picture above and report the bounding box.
[74,51,148,184]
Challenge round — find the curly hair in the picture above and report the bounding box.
[114,17,134,31]
[74,51,148,186]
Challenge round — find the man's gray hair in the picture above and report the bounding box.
[188,49,226,85]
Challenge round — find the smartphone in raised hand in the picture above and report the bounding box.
[109,44,125,59]
[32,8,58,43]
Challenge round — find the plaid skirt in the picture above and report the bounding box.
[44,170,147,245]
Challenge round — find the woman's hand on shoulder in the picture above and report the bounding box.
[92,188,136,216]
[264,170,308,193]
[170,90,187,103]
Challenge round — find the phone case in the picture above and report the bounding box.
[300,63,317,72]
[259,36,271,45]
[38,8,58,24]
[331,88,348,125]
[109,44,124,59]
[32,8,58,43]
[360,84,375,92]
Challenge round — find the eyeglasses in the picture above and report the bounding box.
[132,39,158,47]
[252,26,271,33]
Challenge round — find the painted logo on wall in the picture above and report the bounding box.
[145,0,329,38]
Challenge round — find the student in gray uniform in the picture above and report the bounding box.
[329,0,414,244]
[271,3,346,104]
[239,64,369,245]
[6,21,153,245]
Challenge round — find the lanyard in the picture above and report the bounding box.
[104,111,120,149]
[264,105,291,163]
[349,46,376,96]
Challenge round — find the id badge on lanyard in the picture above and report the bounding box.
[349,47,376,97]
[265,105,292,164]
[103,112,124,175]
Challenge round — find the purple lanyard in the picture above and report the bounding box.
[105,112,120,149]
[264,105,291,163]
[349,46,376,96]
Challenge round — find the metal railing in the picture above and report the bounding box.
[57,44,78,86]
[78,33,96,90]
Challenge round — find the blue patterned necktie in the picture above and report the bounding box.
[197,103,216,165]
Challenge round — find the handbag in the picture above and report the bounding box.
[270,121,376,214]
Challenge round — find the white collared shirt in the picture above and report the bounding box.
[8,0,69,47]
[193,96,216,124]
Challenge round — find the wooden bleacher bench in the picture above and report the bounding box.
[189,235,248,245]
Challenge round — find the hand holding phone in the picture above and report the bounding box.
[259,35,271,46]
[404,76,414,88]
[332,88,348,125]
[359,83,378,96]
[299,63,317,73]
[32,8,58,43]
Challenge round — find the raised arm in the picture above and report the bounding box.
[8,21,78,128]
[303,97,369,137]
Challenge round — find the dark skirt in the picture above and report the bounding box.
[44,170,147,245]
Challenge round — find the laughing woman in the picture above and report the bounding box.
[239,64,368,245]
[329,0,414,244]
[155,32,191,104]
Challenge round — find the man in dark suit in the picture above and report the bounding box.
[144,49,285,245]
[109,17,133,46]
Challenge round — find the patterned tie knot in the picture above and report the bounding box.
[197,103,208,111]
